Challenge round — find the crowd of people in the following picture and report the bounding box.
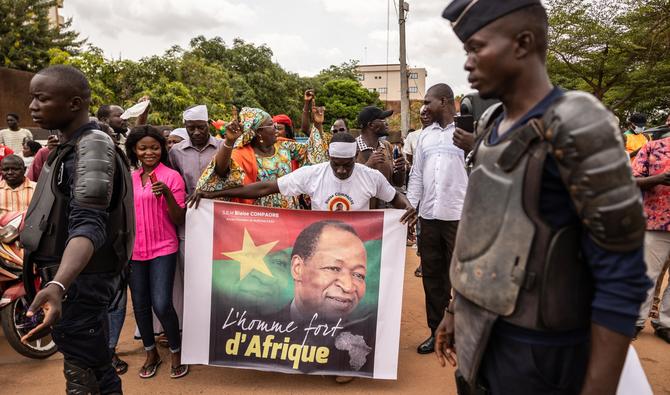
[2,0,669,394]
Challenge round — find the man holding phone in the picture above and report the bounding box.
[354,106,407,209]
[453,113,475,154]
[407,83,468,355]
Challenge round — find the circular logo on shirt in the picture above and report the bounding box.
[326,194,353,211]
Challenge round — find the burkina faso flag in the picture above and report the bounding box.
[208,201,384,374]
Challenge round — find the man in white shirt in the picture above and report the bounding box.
[0,113,33,157]
[403,105,433,166]
[190,132,417,225]
[407,83,468,355]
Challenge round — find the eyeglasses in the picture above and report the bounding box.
[331,127,347,132]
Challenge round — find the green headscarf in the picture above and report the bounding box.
[235,107,272,147]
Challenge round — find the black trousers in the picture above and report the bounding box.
[418,218,458,333]
[479,333,589,394]
[52,272,122,394]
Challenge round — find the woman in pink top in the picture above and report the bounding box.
[125,126,188,379]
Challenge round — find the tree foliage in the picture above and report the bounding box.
[46,35,375,128]
[0,0,82,71]
[318,79,382,128]
[1,4,394,129]
[547,0,670,123]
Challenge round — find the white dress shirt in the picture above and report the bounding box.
[403,129,422,157]
[407,122,468,221]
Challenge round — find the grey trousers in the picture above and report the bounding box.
[637,230,670,329]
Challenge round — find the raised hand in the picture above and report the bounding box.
[304,89,315,103]
[453,128,475,153]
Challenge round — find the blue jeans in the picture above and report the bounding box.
[128,253,181,352]
[107,285,127,350]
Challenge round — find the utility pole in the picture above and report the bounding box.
[399,1,410,138]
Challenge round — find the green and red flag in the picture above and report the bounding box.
[183,201,407,380]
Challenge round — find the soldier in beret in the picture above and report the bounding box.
[435,1,651,394]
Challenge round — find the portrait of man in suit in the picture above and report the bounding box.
[288,220,368,323]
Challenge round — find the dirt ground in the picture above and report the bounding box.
[1,248,669,394]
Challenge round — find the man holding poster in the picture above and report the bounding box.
[182,201,408,379]
[189,132,417,223]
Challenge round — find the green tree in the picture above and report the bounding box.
[141,79,194,125]
[188,36,307,121]
[0,0,82,71]
[547,0,670,122]
[48,46,117,111]
[43,32,378,128]
[318,79,382,127]
[307,60,360,89]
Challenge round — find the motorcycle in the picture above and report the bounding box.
[0,212,57,359]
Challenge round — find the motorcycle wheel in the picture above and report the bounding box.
[0,296,58,359]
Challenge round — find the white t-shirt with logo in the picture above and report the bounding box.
[277,162,397,211]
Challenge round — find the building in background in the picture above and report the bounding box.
[356,64,427,102]
[48,0,65,28]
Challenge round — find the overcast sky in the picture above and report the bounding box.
[61,0,470,96]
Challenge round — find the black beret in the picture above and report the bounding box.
[443,0,543,42]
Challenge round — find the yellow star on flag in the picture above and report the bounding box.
[222,228,278,280]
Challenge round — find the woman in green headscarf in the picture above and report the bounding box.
[194,107,329,209]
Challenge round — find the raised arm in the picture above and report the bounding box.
[311,105,325,135]
[300,90,314,136]
[136,95,150,126]
[213,119,243,177]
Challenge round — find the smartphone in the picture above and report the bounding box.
[454,115,475,133]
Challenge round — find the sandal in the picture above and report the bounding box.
[139,359,162,379]
[170,364,189,379]
[111,353,128,375]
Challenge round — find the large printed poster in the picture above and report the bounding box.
[183,201,407,379]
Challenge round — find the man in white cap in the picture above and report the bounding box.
[167,128,189,152]
[169,104,223,196]
[188,132,417,223]
[168,105,222,339]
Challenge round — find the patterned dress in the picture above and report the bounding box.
[197,126,331,209]
[632,137,670,231]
